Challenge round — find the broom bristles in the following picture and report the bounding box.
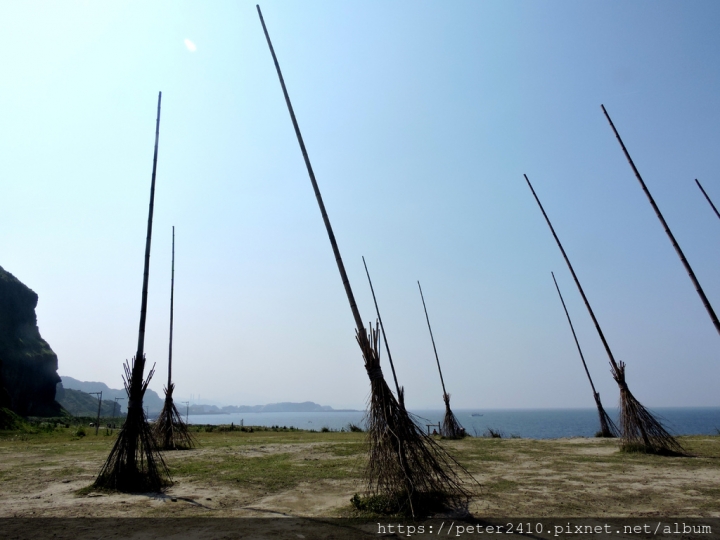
[593,391,619,438]
[358,323,473,516]
[612,361,683,454]
[153,383,195,450]
[94,357,171,492]
[441,393,465,439]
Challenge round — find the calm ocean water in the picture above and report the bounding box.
[187,407,720,439]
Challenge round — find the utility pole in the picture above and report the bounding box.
[182,401,189,425]
[89,392,102,435]
[113,397,125,429]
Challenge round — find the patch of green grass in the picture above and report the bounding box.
[325,442,365,457]
[484,478,518,492]
[171,446,361,494]
[349,491,450,518]
[620,443,686,457]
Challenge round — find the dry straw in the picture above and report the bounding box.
[360,322,471,515]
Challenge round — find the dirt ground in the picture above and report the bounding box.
[0,429,719,538]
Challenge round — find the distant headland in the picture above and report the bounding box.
[188,402,361,415]
[59,376,360,416]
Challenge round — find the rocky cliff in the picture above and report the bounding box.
[0,265,62,416]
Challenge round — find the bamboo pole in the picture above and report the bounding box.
[125,91,162,466]
[523,174,621,374]
[417,281,448,399]
[168,226,175,390]
[362,256,401,397]
[601,105,720,337]
[256,6,366,344]
[550,272,598,395]
[134,92,162,376]
[695,179,720,221]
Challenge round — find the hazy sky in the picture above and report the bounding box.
[2,1,719,410]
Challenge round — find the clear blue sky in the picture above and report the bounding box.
[1,1,719,409]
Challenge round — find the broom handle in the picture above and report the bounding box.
[257,5,366,340]
[362,257,401,396]
[601,105,720,337]
[134,91,162,386]
[695,179,720,221]
[168,226,175,389]
[418,281,448,397]
[551,271,598,396]
[524,174,620,372]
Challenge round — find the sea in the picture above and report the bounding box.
[186,407,720,439]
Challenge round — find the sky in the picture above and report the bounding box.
[1,1,719,410]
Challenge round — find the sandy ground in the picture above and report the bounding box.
[1,432,719,538]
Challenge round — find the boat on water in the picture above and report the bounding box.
[471,413,483,417]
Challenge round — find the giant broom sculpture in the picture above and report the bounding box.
[257,6,470,515]
[602,105,720,338]
[417,281,464,439]
[524,174,682,454]
[95,92,171,491]
[551,272,618,438]
[153,227,195,450]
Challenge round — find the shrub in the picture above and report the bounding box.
[483,428,503,439]
[350,491,448,517]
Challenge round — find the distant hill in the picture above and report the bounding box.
[57,388,125,417]
[188,401,360,415]
[57,376,359,416]
[59,376,165,414]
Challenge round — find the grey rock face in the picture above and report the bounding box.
[0,265,61,416]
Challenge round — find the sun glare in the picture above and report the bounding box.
[184,39,197,52]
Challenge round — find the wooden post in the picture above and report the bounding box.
[91,391,103,435]
[695,179,720,221]
[601,105,720,337]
